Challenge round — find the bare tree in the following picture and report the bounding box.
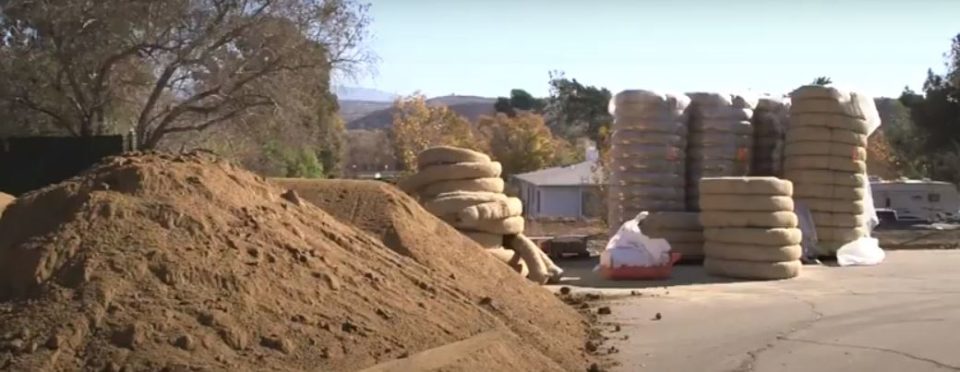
[0,0,372,148]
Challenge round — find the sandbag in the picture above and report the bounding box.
[506,234,549,284]
[704,227,802,246]
[423,191,507,217]
[704,258,801,280]
[811,212,869,228]
[0,193,13,214]
[817,226,868,242]
[803,198,865,214]
[642,212,702,230]
[783,170,867,187]
[688,131,753,146]
[458,197,523,224]
[613,90,690,113]
[612,118,687,134]
[699,211,798,228]
[791,85,846,100]
[456,216,525,235]
[609,161,684,173]
[609,144,685,161]
[399,162,502,193]
[688,146,751,160]
[793,184,866,200]
[417,146,491,169]
[788,112,871,134]
[644,229,704,243]
[463,232,504,249]
[786,127,868,146]
[784,142,867,160]
[669,242,704,257]
[784,156,867,173]
[699,177,792,196]
[486,247,529,277]
[611,130,685,145]
[535,245,564,281]
[419,177,506,198]
[704,242,802,262]
[699,195,794,212]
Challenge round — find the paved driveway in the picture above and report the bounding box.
[550,250,960,372]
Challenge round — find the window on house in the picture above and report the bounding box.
[929,193,941,202]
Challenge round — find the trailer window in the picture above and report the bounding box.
[929,193,941,202]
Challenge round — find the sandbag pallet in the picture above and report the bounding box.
[684,93,756,211]
[642,212,704,260]
[607,90,690,236]
[750,97,791,177]
[398,146,562,284]
[783,85,878,256]
[699,177,802,280]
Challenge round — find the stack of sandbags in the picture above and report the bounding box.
[398,146,562,284]
[607,90,689,235]
[684,93,756,211]
[699,177,802,280]
[751,97,791,177]
[641,212,704,259]
[784,85,879,255]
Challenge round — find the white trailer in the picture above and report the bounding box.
[871,178,960,222]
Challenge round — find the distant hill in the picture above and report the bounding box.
[345,95,497,130]
[333,86,399,102]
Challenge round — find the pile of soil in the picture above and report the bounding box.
[271,178,591,369]
[0,152,588,371]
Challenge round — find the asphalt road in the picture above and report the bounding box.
[550,250,960,372]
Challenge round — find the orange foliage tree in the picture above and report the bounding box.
[476,112,580,177]
[389,93,481,171]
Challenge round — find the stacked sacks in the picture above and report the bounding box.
[607,90,689,235]
[641,212,704,259]
[699,177,802,280]
[398,146,562,284]
[684,93,756,211]
[784,85,879,255]
[751,97,791,177]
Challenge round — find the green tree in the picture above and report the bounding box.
[493,89,546,117]
[812,76,833,86]
[897,33,960,182]
[544,71,613,146]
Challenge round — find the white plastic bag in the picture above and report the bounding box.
[837,237,885,266]
[596,212,671,269]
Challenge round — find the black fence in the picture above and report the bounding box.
[0,135,132,196]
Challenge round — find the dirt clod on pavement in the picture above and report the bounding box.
[0,152,590,371]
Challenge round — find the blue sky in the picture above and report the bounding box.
[349,0,960,99]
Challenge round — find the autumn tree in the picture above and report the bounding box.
[389,94,480,171]
[476,112,579,177]
[0,0,372,149]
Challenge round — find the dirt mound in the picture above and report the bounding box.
[271,178,590,368]
[0,193,12,214]
[0,153,586,371]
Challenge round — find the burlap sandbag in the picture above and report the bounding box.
[803,198,865,214]
[786,127,868,146]
[487,247,529,277]
[456,216,525,235]
[399,161,502,193]
[784,156,867,173]
[784,142,867,160]
[704,258,801,280]
[642,211,702,230]
[699,211,798,228]
[688,131,753,146]
[612,130,685,146]
[704,242,802,262]
[423,191,507,217]
[699,177,792,196]
[791,85,846,100]
[417,146,491,169]
[789,112,871,133]
[669,242,704,257]
[817,226,868,242]
[644,229,704,243]
[0,192,13,214]
[699,195,794,212]
[609,161,684,173]
[704,227,802,246]
[419,178,505,198]
[609,144,685,160]
[458,197,522,225]
[793,184,866,200]
[811,212,869,228]
[535,245,564,281]
[783,170,867,187]
[688,145,750,160]
[463,231,504,249]
[506,234,549,284]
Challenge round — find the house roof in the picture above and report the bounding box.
[512,160,605,186]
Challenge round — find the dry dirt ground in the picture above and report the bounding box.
[550,250,960,372]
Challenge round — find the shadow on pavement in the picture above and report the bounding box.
[553,256,741,289]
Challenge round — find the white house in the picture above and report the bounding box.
[512,149,604,219]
